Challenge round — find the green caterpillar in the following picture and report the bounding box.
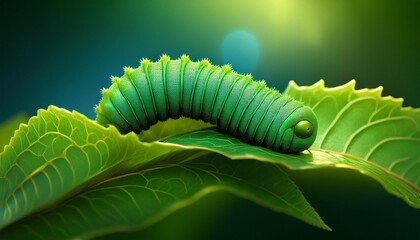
[95,55,317,153]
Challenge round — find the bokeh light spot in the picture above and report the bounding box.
[221,30,260,74]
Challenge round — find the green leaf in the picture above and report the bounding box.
[165,80,420,208]
[0,106,188,229]
[2,79,417,238]
[286,80,420,206]
[0,105,325,237]
[286,80,420,183]
[0,152,328,239]
[0,113,28,154]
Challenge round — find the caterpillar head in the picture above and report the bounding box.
[280,106,318,153]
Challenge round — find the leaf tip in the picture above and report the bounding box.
[345,79,357,90]
[288,80,297,87]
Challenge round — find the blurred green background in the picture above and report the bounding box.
[0,0,419,239]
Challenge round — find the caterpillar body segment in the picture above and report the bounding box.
[96,55,317,153]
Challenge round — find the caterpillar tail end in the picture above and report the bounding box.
[95,103,110,127]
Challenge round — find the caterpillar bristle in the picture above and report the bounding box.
[221,64,232,72]
[94,104,100,113]
[123,66,133,75]
[111,76,119,84]
[268,87,279,94]
[159,54,170,62]
[101,88,108,97]
[257,80,267,87]
[180,54,190,62]
[200,58,210,66]
[140,58,151,66]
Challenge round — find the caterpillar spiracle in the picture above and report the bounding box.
[95,55,317,153]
